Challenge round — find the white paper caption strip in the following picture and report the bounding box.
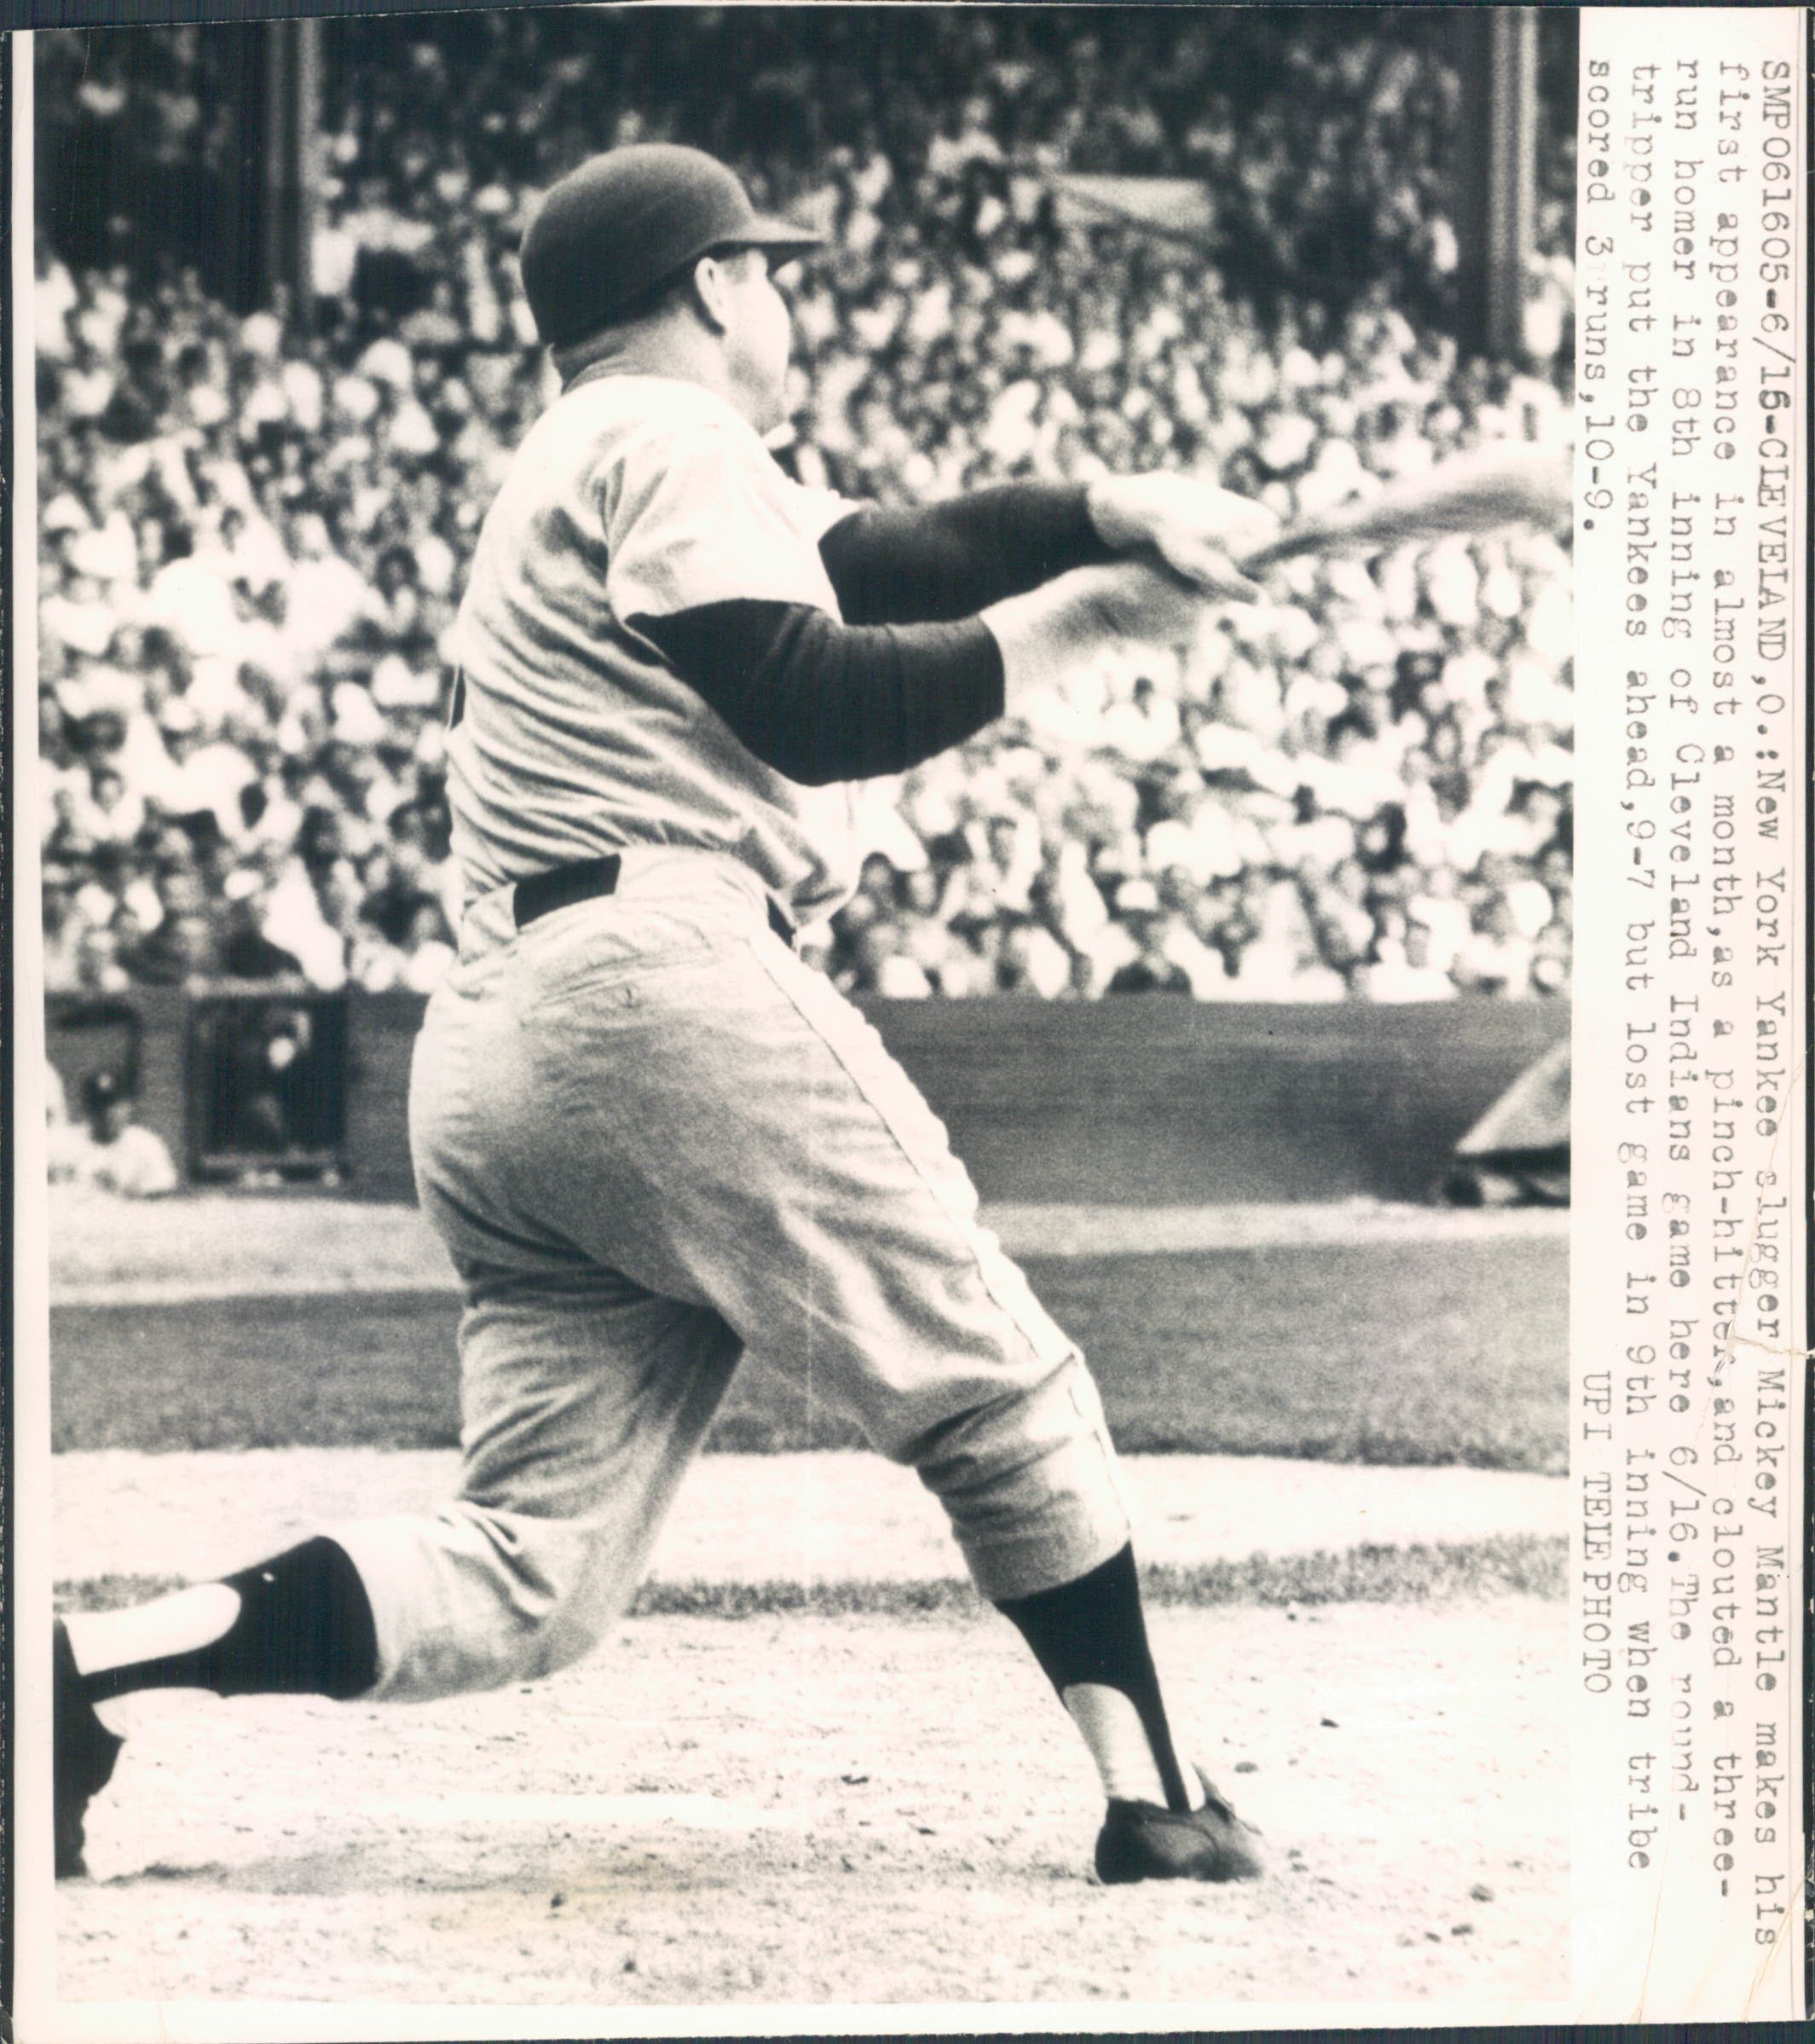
[1572,6,1806,2022]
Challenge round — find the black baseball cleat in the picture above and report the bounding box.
[55,1618,123,1879]
[1094,1766,1264,1885]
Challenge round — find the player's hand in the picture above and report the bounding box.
[1058,559,1211,645]
[1086,472,1280,602]
[982,559,1209,704]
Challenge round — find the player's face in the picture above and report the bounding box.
[722,249,794,432]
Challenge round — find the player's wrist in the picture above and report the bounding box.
[983,562,1203,701]
[980,584,1073,704]
[1086,473,1278,600]
[1083,476,1147,556]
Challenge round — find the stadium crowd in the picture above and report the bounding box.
[37,10,1575,1005]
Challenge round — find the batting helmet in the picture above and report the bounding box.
[518,144,824,349]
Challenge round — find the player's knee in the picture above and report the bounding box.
[909,1352,1105,1476]
[504,1618,596,1688]
[512,1590,616,1683]
[483,1521,631,1685]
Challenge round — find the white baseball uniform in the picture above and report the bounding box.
[330,371,1130,1701]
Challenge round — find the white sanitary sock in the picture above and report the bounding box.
[63,1584,240,1676]
[1062,1682,1204,1807]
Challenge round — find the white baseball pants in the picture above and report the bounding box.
[332,850,1130,1701]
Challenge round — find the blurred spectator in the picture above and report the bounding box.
[217,872,307,980]
[47,1069,178,1197]
[121,901,222,986]
[46,1057,71,1132]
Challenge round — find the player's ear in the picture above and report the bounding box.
[689,251,735,335]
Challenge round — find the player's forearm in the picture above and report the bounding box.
[631,600,1004,785]
[979,559,1208,708]
[818,482,1117,624]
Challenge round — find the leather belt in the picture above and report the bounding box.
[512,854,795,946]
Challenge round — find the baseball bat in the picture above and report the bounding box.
[1236,443,1572,571]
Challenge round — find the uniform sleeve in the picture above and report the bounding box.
[818,481,1117,623]
[631,599,1004,787]
[603,417,842,623]
[781,472,861,547]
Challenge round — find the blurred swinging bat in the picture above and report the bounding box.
[1237,442,1573,571]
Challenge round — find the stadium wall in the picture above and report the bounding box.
[47,992,1569,1207]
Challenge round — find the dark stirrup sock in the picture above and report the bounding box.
[995,1543,1192,1811]
[83,1537,380,1704]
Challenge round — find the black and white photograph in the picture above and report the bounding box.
[18,2,1598,2022]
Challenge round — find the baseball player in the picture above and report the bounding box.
[55,145,1280,1889]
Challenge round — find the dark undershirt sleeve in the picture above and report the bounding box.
[818,481,1117,623]
[631,599,1005,786]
